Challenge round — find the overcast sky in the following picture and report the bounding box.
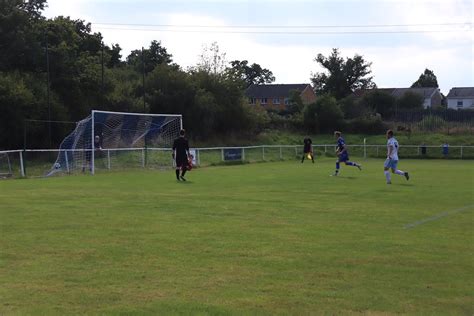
[43,0,473,94]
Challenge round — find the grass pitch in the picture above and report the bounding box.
[1,158,473,314]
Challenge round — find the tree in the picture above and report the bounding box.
[359,90,396,118]
[42,17,105,119]
[311,48,376,100]
[303,95,344,132]
[126,40,173,73]
[194,42,227,75]
[226,60,275,88]
[411,68,439,88]
[339,95,369,119]
[286,90,304,114]
[104,43,123,68]
[0,0,47,71]
[396,91,424,110]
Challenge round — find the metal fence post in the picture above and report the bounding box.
[142,149,145,167]
[221,148,224,161]
[107,150,111,169]
[461,146,463,159]
[196,149,200,166]
[280,146,282,160]
[64,150,70,173]
[262,146,265,161]
[19,151,25,177]
[363,138,367,159]
[242,148,245,161]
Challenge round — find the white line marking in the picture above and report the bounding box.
[404,204,474,229]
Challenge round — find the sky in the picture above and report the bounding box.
[43,0,473,95]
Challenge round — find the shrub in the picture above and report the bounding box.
[359,90,396,119]
[346,116,388,134]
[340,95,370,119]
[303,94,344,133]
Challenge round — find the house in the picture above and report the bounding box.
[355,87,442,109]
[446,87,474,110]
[245,84,316,110]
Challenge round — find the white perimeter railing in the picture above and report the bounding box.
[1,144,473,178]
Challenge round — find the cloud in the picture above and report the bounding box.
[42,0,473,94]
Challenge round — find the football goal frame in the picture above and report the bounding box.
[47,110,183,176]
[90,110,183,175]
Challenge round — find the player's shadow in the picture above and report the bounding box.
[335,176,357,180]
[177,180,193,184]
[398,183,414,187]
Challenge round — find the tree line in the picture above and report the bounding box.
[0,0,441,149]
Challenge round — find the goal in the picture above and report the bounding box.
[0,152,13,178]
[47,110,182,176]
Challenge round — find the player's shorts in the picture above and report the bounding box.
[384,158,398,169]
[338,152,349,162]
[175,155,188,169]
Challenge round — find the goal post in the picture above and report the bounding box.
[47,110,182,176]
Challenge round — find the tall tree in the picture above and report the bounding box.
[105,43,123,68]
[411,68,439,88]
[126,40,173,73]
[310,48,376,99]
[226,60,275,88]
[0,0,47,71]
[194,42,227,75]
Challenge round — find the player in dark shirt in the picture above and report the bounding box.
[172,129,190,181]
[301,137,315,163]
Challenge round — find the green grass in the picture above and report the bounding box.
[1,159,473,315]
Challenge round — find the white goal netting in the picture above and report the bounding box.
[47,110,182,176]
[0,152,13,178]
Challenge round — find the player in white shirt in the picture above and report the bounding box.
[384,130,409,184]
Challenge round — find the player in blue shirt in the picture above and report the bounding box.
[332,131,362,176]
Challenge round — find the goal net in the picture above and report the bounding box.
[47,110,182,176]
[0,152,13,178]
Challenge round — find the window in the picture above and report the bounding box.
[284,98,290,105]
[457,100,463,108]
[261,98,268,104]
[249,98,256,104]
[273,98,280,104]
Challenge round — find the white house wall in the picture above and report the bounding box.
[447,98,474,110]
